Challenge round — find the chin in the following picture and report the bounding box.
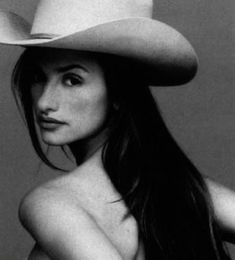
[40,126,107,147]
[42,138,66,146]
[41,132,74,146]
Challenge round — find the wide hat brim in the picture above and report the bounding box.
[0,11,198,86]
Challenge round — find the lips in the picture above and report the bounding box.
[37,116,65,130]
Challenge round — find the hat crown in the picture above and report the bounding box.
[31,0,153,36]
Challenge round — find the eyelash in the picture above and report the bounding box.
[30,73,83,87]
[62,73,83,86]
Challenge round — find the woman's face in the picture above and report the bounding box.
[30,49,109,147]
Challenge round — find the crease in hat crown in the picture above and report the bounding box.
[31,0,153,36]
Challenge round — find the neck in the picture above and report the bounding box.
[69,128,109,165]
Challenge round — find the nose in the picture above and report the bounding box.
[35,81,59,115]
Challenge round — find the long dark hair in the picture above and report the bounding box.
[12,48,230,259]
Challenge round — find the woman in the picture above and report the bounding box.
[0,0,234,259]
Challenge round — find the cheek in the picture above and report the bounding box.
[66,88,109,131]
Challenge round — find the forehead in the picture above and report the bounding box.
[32,48,103,72]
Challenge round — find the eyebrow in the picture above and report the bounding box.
[56,64,89,73]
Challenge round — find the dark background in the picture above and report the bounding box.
[0,0,234,259]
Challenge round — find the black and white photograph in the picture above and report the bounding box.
[0,0,234,259]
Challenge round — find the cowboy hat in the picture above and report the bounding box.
[0,0,198,86]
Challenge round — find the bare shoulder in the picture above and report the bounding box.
[18,168,95,228]
[19,178,123,259]
[18,157,115,236]
[205,177,235,243]
[19,177,86,234]
[205,177,235,213]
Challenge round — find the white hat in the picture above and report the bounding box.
[0,0,198,85]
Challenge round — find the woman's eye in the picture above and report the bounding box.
[63,74,83,86]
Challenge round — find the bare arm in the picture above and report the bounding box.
[205,178,235,243]
[19,187,123,260]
